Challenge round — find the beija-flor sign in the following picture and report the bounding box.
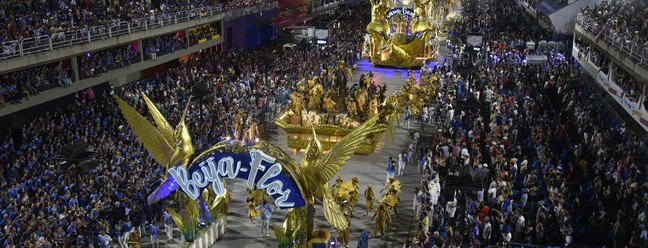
[386,7,415,19]
[151,145,306,209]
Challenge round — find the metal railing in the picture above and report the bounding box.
[223,1,278,20]
[0,2,281,61]
[576,13,648,66]
[0,4,223,60]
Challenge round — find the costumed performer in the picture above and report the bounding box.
[338,201,352,247]
[347,98,358,117]
[364,184,375,216]
[350,176,361,210]
[371,203,390,238]
[324,95,337,113]
[247,188,260,223]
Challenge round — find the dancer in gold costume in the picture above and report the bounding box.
[371,203,390,238]
[349,176,361,209]
[324,95,337,112]
[364,185,375,216]
[247,201,259,224]
[337,202,352,247]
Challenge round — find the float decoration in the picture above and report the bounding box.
[365,0,462,67]
[116,93,390,247]
[115,61,442,247]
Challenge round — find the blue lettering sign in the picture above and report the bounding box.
[152,149,305,209]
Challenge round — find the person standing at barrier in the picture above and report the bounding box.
[398,151,406,176]
[162,210,174,240]
[257,199,273,238]
[149,219,160,248]
[413,187,424,219]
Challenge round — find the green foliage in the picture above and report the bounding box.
[168,198,200,242]
[274,224,292,248]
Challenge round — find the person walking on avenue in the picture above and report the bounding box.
[162,210,174,240]
[118,219,133,248]
[403,106,412,129]
[365,184,375,215]
[398,151,406,176]
[149,219,160,248]
[257,199,273,238]
[386,157,395,183]
[372,204,390,238]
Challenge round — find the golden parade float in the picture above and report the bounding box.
[365,0,461,67]
[274,62,385,155]
[114,67,439,247]
[276,67,439,155]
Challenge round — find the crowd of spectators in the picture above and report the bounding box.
[0,0,274,56]
[611,65,643,102]
[0,0,271,108]
[219,0,275,10]
[408,0,645,247]
[0,0,212,42]
[0,2,367,244]
[328,8,369,44]
[78,43,140,80]
[0,61,74,107]
[588,47,610,74]
[579,0,648,54]
[188,24,220,45]
[144,34,185,61]
[455,0,550,46]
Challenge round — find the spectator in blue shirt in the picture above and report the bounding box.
[148,219,160,248]
[256,199,273,238]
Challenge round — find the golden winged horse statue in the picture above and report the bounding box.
[115,94,387,247]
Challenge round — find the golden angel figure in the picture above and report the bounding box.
[290,92,303,116]
[347,98,357,117]
[356,87,368,113]
[370,98,379,117]
[367,0,389,55]
[324,96,337,112]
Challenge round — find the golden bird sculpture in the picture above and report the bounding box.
[114,94,195,203]
[296,109,387,232]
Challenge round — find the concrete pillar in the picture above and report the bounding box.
[608,62,615,82]
[139,40,145,61]
[71,56,80,82]
[185,28,191,47]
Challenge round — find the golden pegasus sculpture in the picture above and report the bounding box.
[114,94,196,203]
[297,109,387,232]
